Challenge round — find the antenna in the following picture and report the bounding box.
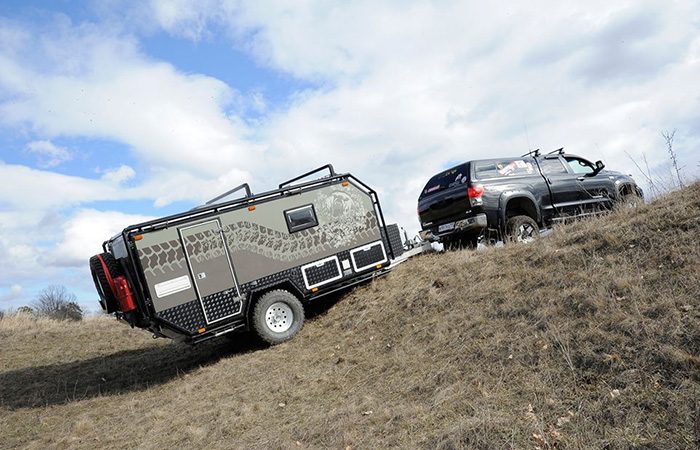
[523,122,531,152]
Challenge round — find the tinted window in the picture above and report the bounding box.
[539,158,568,174]
[420,163,470,198]
[473,158,536,179]
[285,204,318,233]
[565,157,594,174]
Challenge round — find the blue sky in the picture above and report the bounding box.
[1,0,699,312]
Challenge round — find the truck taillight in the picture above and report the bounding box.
[468,185,485,198]
[113,276,137,312]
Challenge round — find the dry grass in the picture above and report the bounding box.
[2,184,700,449]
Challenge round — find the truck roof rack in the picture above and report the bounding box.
[205,183,253,205]
[279,164,336,189]
[521,149,540,157]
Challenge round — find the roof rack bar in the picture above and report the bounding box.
[521,148,540,157]
[205,183,252,205]
[279,164,336,189]
[547,147,564,155]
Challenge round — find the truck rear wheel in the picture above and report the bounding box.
[89,253,123,313]
[506,215,539,244]
[251,289,305,345]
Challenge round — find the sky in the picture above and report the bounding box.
[0,0,699,313]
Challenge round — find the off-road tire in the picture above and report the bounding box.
[506,215,539,244]
[89,253,123,313]
[251,289,305,345]
[620,193,643,208]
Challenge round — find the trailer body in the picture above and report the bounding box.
[91,165,405,344]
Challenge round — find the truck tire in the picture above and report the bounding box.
[620,193,643,208]
[89,253,123,313]
[251,289,305,345]
[506,215,539,244]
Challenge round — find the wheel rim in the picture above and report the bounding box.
[517,224,537,243]
[265,302,293,333]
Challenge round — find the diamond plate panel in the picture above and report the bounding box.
[304,259,341,286]
[201,288,242,322]
[351,242,386,270]
[156,299,206,334]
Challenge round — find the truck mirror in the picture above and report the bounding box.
[591,160,605,175]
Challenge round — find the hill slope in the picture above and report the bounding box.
[2,184,700,449]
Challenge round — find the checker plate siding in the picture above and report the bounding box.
[353,243,386,269]
[156,299,206,334]
[386,223,405,257]
[304,259,341,286]
[239,266,306,296]
[202,289,242,322]
[240,251,352,295]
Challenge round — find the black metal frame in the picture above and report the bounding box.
[205,183,252,205]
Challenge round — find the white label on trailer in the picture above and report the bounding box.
[154,275,192,298]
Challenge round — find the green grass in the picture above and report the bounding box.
[2,183,700,449]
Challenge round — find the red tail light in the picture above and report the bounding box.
[468,185,485,198]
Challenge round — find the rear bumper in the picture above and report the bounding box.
[419,213,488,242]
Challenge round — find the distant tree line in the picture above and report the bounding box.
[1,285,83,321]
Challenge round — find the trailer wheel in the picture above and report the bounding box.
[506,215,539,244]
[251,289,305,345]
[89,253,122,313]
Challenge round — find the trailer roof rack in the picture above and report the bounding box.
[205,183,253,205]
[278,164,336,189]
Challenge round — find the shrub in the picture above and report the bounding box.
[31,285,83,321]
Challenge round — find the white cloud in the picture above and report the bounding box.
[0,285,23,302]
[100,165,136,184]
[0,16,258,182]
[24,140,72,167]
[0,162,141,211]
[50,209,154,267]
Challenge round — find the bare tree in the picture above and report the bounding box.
[661,129,684,189]
[31,285,83,321]
[625,150,659,198]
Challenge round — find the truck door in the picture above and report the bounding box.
[562,156,614,212]
[538,156,583,218]
[179,219,242,324]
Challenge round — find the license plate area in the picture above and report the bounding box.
[438,222,455,232]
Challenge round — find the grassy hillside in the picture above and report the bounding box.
[2,184,700,449]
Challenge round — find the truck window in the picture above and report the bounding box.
[419,163,470,199]
[565,157,595,175]
[285,204,318,233]
[539,158,568,174]
[473,158,536,180]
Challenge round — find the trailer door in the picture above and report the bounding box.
[179,219,241,324]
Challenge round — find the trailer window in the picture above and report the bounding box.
[285,204,318,233]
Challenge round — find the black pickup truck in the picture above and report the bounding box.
[417,149,643,247]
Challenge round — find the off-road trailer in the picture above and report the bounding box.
[90,165,415,345]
